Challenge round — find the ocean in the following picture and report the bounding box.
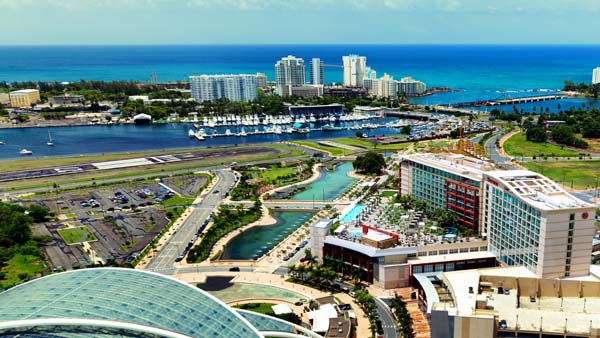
[1,44,599,104]
[0,44,599,159]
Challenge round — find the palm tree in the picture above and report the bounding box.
[303,248,317,267]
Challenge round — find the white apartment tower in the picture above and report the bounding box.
[189,74,257,102]
[310,58,324,85]
[593,67,600,84]
[342,55,367,87]
[274,55,306,96]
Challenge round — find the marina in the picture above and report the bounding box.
[0,113,469,159]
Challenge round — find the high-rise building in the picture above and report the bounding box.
[399,153,596,279]
[364,73,398,98]
[189,74,257,102]
[310,58,324,85]
[255,73,268,88]
[593,67,600,84]
[342,55,367,87]
[274,55,306,96]
[398,77,426,96]
[482,170,595,278]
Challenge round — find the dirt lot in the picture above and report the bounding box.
[26,175,200,269]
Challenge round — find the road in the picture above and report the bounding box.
[144,169,237,273]
[483,127,517,169]
[375,297,399,338]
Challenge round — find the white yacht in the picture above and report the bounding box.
[225,129,232,136]
[240,128,247,137]
[188,129,196,138]
[195,131,205,141]
[20,149,33,155]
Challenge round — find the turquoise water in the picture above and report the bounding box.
[341,204,366,223]
[291,162,356,201]
[220,210,315,260]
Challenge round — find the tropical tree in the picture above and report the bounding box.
[390,293,414,338]
[303,248,317,267]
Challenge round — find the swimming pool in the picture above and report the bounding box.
[341,204,366,223]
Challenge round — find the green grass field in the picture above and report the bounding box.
[380,190,398,197]
[503,132,580,158]
[234,303,276,315]
[257,167,297,181]
[57,226,97,244]
[522,160,600,190]
[0,254,46,288]
[290,141,345,156]
[162,195,195,207]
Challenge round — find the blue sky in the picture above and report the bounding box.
[1,0,599,45]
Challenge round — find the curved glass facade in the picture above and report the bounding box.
[0,269,262,338]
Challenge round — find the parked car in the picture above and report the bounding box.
[229,267,240,272]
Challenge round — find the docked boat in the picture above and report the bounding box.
[239,128,247,137]
[0,141,4,145]
[225,129,232,136]
[188,129,196,137]
[20,149,33,155]
[195,131,205,141]
[322,124,343,132]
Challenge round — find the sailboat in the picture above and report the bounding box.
[47,131,54,146]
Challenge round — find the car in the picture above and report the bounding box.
[530,295,536,303]
[499,319,507,329]
[213,190,220,194]
[175,255,184,262]
[335,277,343,283]
[294,301,303,306]
[341,286,350,293]
[349,291,356,297]
[229,267,240,272]
[504,288,510,295]
[299,257,306,263]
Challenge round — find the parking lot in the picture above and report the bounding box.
[28,175,204,269]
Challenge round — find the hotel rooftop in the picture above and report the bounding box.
[484,170,593,211]
[402,153,497,182]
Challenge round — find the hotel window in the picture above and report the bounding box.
[460,248,469,253]
[439,250,448,255]
[413,266,423,274]
[424,265,434,273]
[446,262,455,271]
[435,263,444,272]
[449,249,458,254]
[428,251,437,256]
[470,247,479,252]
[480,246,488,251]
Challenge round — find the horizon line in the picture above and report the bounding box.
[1,43,600,47]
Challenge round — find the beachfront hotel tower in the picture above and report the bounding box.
[189,74,258,102]
[274,55,306,96]
[310,58,324,85]
[593,67,600,84]
[342,55,367,87]
[482,170,595,278]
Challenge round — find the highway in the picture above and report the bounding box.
[483,128,517,169]
[144,169,237,273]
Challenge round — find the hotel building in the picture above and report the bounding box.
[310,58,324,85]
[400,153,496,233]
[400,153,596,279]
[482,170,595,278]
[593,67,600,84]
[274,55,306,96]
[9,89,40,107]
[189,74,258,102]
